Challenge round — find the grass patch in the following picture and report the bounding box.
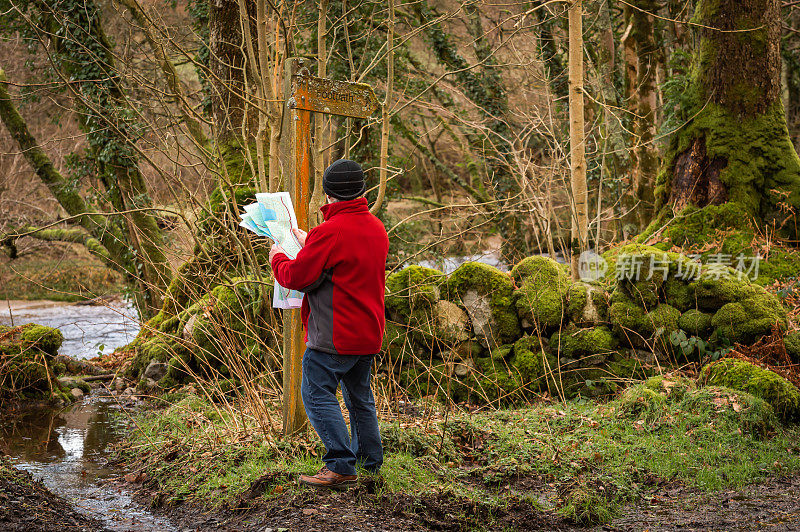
[116,384,800,526]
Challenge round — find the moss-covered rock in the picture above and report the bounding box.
[385,266,445,317]
[617,378,778,436]
[127,276,273,384]
[385,266,446,343]
[646,304,681,340]
[0,324,69,404]
[711,292,787,344]
[603,244,690,286]
[566,282,608,326]
[511,256,570,330]
[432,300,472,345]
[512,335,556,390]
[126,336,180,379]
[19,325,63,357]
[663,278,696,312]
[785,332,800,364]
[678,309,714,337]
[701,358,800,420]
[549,326,617,365]
[446,262,520,347]
[691,270,759,311]
[608,291,650,346]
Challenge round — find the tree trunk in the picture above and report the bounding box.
[210,0,255,145]
[655,0,800,234]
[621,1,659,232]
[14,0,171,317]
[569,0,587,280]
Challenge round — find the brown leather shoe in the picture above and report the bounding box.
[299,466,357,490]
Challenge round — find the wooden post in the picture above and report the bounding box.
[277,57,379,436]
[281,57,311,435]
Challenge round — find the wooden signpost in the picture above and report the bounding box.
[281,58,380,435]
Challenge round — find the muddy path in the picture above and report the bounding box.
[0,456,109,532]
[117,471,800,532]
[595,474,800,532]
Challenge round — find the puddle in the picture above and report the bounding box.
[0,300,140,360]
[0,394,176,531]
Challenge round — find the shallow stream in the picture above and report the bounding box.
[1,300,172,531]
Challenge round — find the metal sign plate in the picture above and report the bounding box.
[290,74,381,118]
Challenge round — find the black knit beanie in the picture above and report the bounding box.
[322,159,366,200]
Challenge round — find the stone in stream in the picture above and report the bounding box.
[70,388,84,400]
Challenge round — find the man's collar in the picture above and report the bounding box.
[320,197,369,221]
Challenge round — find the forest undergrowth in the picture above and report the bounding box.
[114,374,800,528]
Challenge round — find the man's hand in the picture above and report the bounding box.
[269,243,286,263]
[292,228,308,248]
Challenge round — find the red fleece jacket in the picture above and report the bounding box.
[270,197,389,355]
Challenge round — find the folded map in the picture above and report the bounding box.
[239,192,304,309]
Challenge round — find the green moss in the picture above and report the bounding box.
[126,336,184,379]
[550,326,617,360]
[511,256,570,329]
[385,266,445,342]
[470,357,525,405]
[608,291,650,346]
[603,244,688,286]
[488,343,515,361]
[663,278,696,312]
[381,321,414,365]
[566,282,587,319]
[566,283,609,325]
[660,103,800,229]
[646,304,681,340]
[446,262,521,344]
[58,377,91,394]
[638,206,800,288]
[678,309,714,337]
[644,375,695,398]
[386,266,444,315]
[616,384,668,422]
[19,325,63,357]
[657,204,753,251]
[622,279,660,309]
[511,335,555,390]
[197,182,258,235]
[711,292,787,344]
[785,332,800,364]
[691,270,758,310]
[757,248,800,286]
[701,358,800,420]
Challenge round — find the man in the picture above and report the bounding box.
[269,159,389,490]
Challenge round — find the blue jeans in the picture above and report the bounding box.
[300,348,383,476]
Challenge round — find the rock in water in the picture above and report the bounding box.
[70,388,84,400]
